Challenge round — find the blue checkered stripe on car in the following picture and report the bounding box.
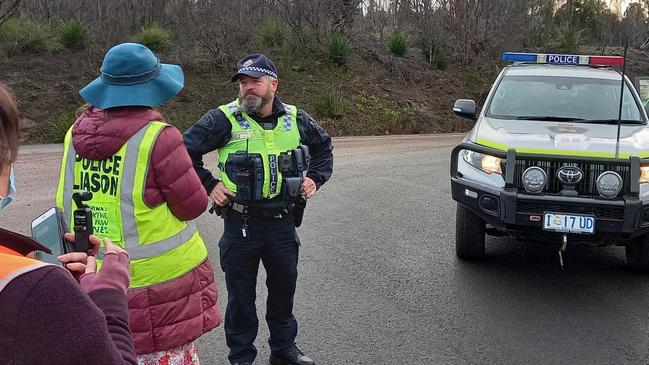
[227,102,251,129]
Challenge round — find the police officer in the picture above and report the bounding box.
[183,54,333,365]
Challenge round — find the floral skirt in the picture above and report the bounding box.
[137,342,200,365]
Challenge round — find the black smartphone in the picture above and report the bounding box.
[32,207,68,266]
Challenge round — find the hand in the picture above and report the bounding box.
[80,237,130,294]
[300,177,317,199]
[83,237,127,275]
[210,181,236,206]
[58,234,102,275]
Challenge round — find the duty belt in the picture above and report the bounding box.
[231,202,290,219]
[210,202,294,220]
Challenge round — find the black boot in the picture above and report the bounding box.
[269,346,315,365]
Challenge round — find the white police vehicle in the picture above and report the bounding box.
[450,52,649,270]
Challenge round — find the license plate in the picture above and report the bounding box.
[543,213,595,234]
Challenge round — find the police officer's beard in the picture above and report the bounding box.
[240,95,263,114]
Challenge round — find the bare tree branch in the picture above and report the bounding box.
[0,0,22,24]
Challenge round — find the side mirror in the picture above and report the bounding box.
[453,99,476,120]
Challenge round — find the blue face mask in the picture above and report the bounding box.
[0,167,16,211]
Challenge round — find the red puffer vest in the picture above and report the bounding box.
[72,106,221,354]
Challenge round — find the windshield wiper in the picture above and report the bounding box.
[513,116,585,122]
[578,119,645,125]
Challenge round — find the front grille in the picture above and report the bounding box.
[517,201,624,220]
[514,159,630,198]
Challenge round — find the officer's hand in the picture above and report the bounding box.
[210,181,236,206]
[300,177,317,199]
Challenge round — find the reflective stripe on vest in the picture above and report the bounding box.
[0,252,51,292]
[56,122,207,288]
[218,99,300,199]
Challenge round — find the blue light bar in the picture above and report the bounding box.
[501,52,625,66]
[501,52,537,62]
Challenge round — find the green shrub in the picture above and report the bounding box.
[0,18,22,42]
[387,31,408,57]
[315,87,344,118]
[0,18,53,53]
[549,27,583,53]
[57,21,88,49]
[259,22,284,47]
[41,111,76,143]
[326,31,352,67]
[435,51,447,71]
[21,23,52,52]
[354,91,408,132]
[134,24,172,51]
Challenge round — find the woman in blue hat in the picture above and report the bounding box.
[56,43,221,365]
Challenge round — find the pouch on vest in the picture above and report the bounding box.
[283,177,302,199]
[278,145,311,178]
[224,152,264,202]
[293,145,308,172]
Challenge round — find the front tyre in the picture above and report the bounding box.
[455,203,486,259]
[626,234,649,272]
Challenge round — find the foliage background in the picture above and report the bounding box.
[2,0,649,142]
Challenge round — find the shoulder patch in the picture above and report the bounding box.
[199,112,216,129]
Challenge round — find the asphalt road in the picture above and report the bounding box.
[3,134,649,365]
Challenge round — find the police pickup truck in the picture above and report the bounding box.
[450,52,649,271]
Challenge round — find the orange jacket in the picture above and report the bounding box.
[0,246,50,292]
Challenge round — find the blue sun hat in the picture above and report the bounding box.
[79,43,184,109]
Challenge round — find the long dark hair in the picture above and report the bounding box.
[0,83,20,169]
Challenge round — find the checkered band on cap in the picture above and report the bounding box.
[238,66,278,79]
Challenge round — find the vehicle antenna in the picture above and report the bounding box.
[615,39,629,159]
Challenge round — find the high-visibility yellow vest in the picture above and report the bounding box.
[0,247,51,293]
[56,121,208,288]
[217,99,300,199]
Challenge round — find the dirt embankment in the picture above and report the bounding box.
[3,46,649,143]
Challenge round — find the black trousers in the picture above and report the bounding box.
[219,212,300,364]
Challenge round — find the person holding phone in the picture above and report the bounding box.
[0,82,136,365]
[55,43,220,364]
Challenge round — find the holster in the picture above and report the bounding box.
[209,203,230,219]
[291,197,307,227]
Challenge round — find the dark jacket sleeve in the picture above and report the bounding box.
[296,109,334,189]
[10,267,136,365]
[182,109,233,194]
[149,126,208,220]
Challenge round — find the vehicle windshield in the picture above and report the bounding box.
[487,75,643,122]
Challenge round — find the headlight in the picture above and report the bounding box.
[597,171,622,199]
[640,164,649,184]
[522,166,546,193]
[461,150,502,175]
